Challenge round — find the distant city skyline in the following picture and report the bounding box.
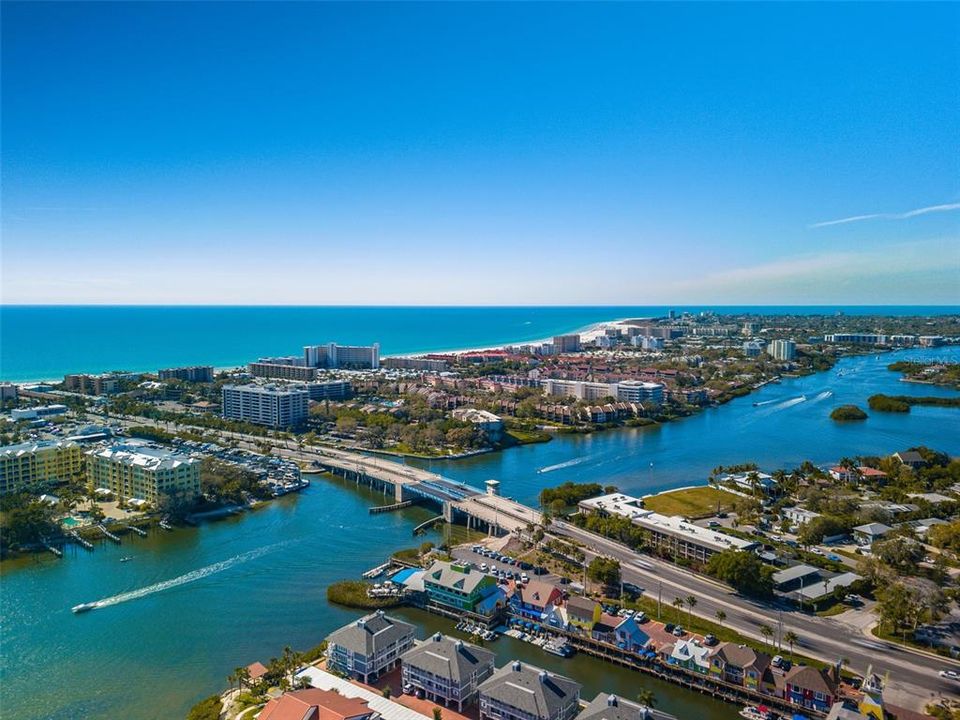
[2,2,958,305]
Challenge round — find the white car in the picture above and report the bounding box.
[939,669,960,681]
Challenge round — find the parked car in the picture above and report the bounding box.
[664,623,676,633]
[704,634,718,646]
[826,553,842,562]
[403,683,415,694]
[673,626,685,637]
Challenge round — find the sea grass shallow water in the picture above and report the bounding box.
[2,304,956,381]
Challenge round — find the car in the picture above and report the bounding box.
[415,689,425,699]
[772,655,783,668]
[826,553,841,562]
[707,520,720,527]
[403,683,415,694]
[664,623,675,633]
[810,548,824,556]
[558,576,571,584]
[939,670,960,681]
[704,634,718,646]
[480,563,488,571]
[673,626,685,637]
[520,573,530,582]
[717,512,729,519]
[635,612,648,623]
[472,545,482,553]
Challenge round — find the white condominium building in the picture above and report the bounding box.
[304,342,380,369]
[222,384,309,427]
[767,339,797,361]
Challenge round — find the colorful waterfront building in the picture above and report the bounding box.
[422,560,500,614]
[708,643,773,691]
[784,665,838,714]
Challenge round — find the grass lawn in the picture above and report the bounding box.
[642,486,736,519]
[505,427,552,445]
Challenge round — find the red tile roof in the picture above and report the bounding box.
[259,689,373,720]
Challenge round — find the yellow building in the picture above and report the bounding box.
[0,440,84,495]
[86,443,201,507]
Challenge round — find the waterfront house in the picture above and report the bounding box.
[612,616,651,653]
[708,643,772,691]
[401,632,495,711]
[577,693,678,720]
[784,665,838,714]
[259,688,379,720]
[893,451,925,469]
[326,611,416,683]
[565,596,602,632]
[478,661,581,720]
[662,638,712,674]
[510,579,563,623]
[423,560,500,615]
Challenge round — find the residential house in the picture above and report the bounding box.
[893,451,925,468]
[326,611,416,683]
[782,507,820,528]
[510,580,563,624]
[565,596,601,632]
[709,643,773,692]
[423,560,500,615]
[612,616,651,654]
[662,639,712,674]
[853,523,892,546]
[577,693,678,720]
[784,665,838,714]
[478,661,581,720]
[401,633,495,711]
[259,688,379,720]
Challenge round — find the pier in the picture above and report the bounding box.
[96,524,122,544]
[412,515,445,535]
[68,531,94,551]
[124,525,148,537]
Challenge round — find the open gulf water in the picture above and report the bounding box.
[1,304,956,381]
[1,308,959,719]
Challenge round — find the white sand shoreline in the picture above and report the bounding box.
[8,317,639,385]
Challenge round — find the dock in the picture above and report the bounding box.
[412,515,445,535]
[96,524,122,544]
[124,525,148,537]
[68,531,94,551]
[362,562,394,579]
[369,500,414,514]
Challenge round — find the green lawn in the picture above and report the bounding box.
[642,486,735,519]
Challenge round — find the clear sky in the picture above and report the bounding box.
[2,2,958,305]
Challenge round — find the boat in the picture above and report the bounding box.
[71,602,97,613]
[120,556,133,562]
[739,706,777,720]
[542,640,573,657]
[159,520,173,531]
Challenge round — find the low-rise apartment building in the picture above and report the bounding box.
[451,408,504,441]
[401,633,495,710]
[86,442,201,506]
[423,560,500,615]
[0,440,84,495]
[249,362,318,382]
[578,693,676,720]
[578,493,757,562]
[326,611,416,683]
[222,384,309,427]
[478,661,581,720]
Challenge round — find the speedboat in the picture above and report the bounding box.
[120,556,133,562]
[71,602,97,613]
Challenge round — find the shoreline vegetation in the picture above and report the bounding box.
[868,393,960,413]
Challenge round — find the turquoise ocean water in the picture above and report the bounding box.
[1,305,956,381]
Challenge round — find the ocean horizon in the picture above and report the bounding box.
[2,304,957,382]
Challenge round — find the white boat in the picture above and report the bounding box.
[120,556,133,563]
[739,707,776,720]
[71,602,97,613]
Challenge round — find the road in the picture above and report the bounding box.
[551,520,960,708]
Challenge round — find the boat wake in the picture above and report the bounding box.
[537,456,590,474]
[73,541,291,613]
[768,395,806,411]
[806,390,833,404]
[752,399,779,407]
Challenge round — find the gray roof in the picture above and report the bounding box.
[794,572,862,601]
[578,693,678,720]
[479,661,581,718]
[402,633,494,683]
[854,522,892,536]
[772,564,821,586]
[424,560,494,595]
[327,611,416,656]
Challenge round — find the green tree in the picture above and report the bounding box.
[784,630,798,659]
[685,594,697,626]
[715,610,727,628]
[759,624,774,649]
[586,557,621,588]
[433,708,443,720]
[706,550,774,597]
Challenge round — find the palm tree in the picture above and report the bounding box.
[672,597,684,623]
[685,595,697,626]
[636,689,657,708]
[759,624,774,649]
[783,631,798,659]
[715,610,726,628]
[227,670,237,693]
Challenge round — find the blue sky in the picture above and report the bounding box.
[2,2,958,305]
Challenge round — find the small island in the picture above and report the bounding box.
[869,393,960,413]
[830,404,867,421]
